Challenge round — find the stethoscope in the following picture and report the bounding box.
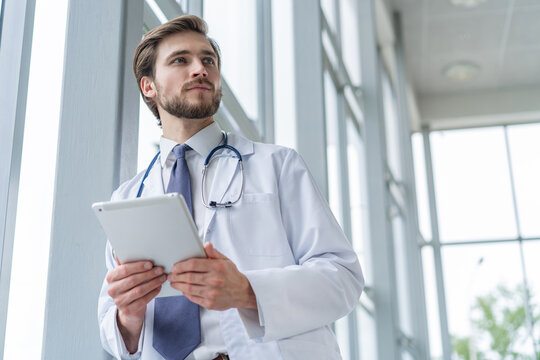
[136,131,244,208]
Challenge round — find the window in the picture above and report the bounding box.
[415,124,540,359]
[430,127,517,242]
[3,0,68,358]
[204,0,259,122]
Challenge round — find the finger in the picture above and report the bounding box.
[168,271,207,286]
[170,282,206,298]
[121,286,162,315]
[116,274,167,308]
[106,261,153,283]
[184,293,224,311]
[171,258,212,274]
[204,242,227,260]
[108,267,164,297]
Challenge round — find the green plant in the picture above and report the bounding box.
[451,284,539,360]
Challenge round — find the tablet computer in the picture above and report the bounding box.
[92,193,206,298]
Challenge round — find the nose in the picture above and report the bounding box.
[190,59,208,78]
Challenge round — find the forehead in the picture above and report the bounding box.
[156,31,216,61]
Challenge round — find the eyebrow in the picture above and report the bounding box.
[165,49,217,62]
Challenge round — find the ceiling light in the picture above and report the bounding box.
[443,61,480,82]
[450,0,487,8]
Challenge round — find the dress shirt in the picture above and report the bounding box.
[158,122,227,359]
[117,122,227,359]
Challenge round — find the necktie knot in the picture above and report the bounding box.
[173,144,191,159]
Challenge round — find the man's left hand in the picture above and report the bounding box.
[168,242,258,310]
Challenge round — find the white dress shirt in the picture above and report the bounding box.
[159,122,227,360]
[110,122,228,359]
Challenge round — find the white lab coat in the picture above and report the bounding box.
[98,133,364,359]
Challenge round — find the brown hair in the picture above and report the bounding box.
[133,15,221,120]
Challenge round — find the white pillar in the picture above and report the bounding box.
[41,1,143,358]
[358,0,401,358]
[291,0,328,197]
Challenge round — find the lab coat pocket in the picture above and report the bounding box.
[229,193,290,257]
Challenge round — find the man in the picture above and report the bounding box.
[98,14,364,360]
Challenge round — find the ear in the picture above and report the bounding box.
[140,76,156,98]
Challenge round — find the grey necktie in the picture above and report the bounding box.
[153,144,201,360]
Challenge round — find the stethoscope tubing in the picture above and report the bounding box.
[137,132,244,208]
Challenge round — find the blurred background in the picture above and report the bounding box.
[1,0,539,359]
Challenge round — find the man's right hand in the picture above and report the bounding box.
[106,260,166,353]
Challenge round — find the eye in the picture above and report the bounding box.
[172,57,186,64]
[203,57,215,65]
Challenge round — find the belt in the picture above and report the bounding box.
[213,354,229,360]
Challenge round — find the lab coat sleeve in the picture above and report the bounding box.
[242,149,364,342]
[98,241,145,359]
[97,184,145,359]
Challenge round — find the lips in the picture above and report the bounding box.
[188,85,211,90]
[185,80,213,91]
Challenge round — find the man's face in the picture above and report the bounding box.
[151,31,222,119]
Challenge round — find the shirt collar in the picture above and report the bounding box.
[159,121,223,167]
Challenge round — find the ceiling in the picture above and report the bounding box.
[388,0,540,129]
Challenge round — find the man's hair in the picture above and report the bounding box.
[133,15,221,120]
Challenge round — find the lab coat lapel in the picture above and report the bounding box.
[140,154,165,198]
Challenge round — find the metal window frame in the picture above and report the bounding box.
[422,127,454,360]
[0,0,36,357]
[393,12,430,360]
[320,1,361,358]
[356,0,402,358]
[256,0,275,143]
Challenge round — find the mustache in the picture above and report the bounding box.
[182,79,215,91]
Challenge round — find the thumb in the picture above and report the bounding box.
[204,242,227,260]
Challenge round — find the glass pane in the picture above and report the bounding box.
[138,97,161,172]
[507,123,540,238]
[347,120,366,264]
[204,0,259,121]
[381,69,402,179]
[321,0,336,33]
[412,133,432,241]
[358,307,377,360]
[339,0,361,85]
[442,242,532,359]
[271,0,295,148]
[4,0,68,358]
[431,128,517,242]
[522,240,540,354]
[393,216,413,337]
[324,71,342,224]
[422,246,443,360]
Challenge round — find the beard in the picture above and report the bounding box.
[156,79,222,119]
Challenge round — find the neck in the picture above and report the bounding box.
[161,116,214,144]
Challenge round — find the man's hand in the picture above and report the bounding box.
[168,243,257,310]
[106,260,166,353]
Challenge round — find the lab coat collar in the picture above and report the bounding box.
[225,132,254,157]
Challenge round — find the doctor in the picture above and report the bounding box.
[98,14,364,360]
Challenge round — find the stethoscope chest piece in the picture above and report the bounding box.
[201,138,244,208]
